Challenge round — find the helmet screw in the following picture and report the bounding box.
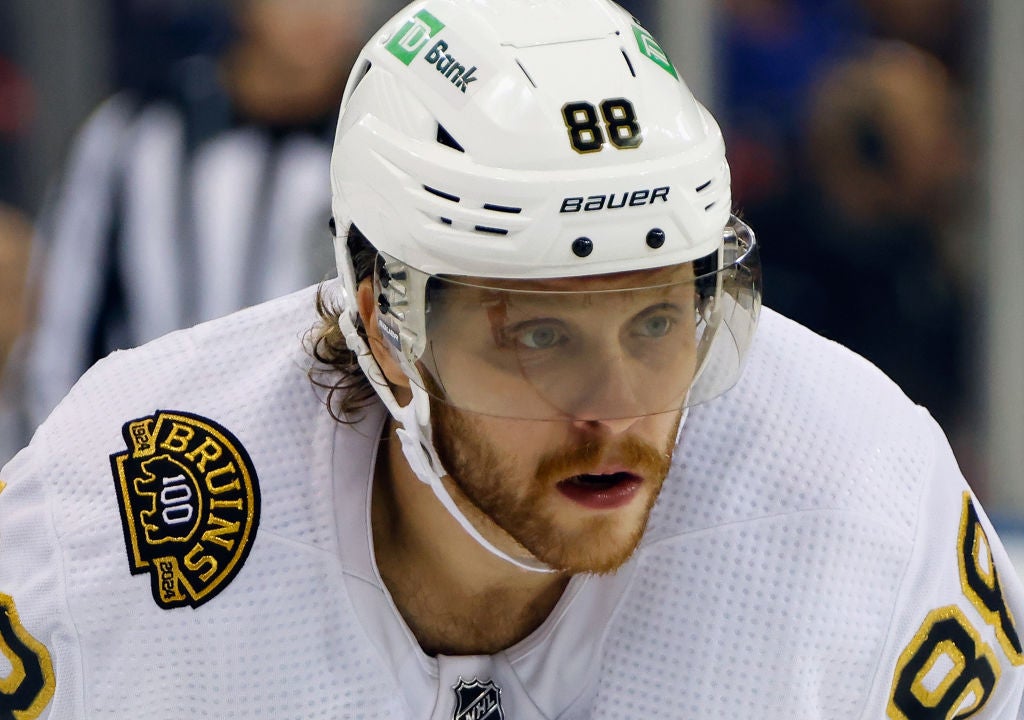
[572,237,594,258]
[646,228,666,249]
[328,216,337,236]
[377,293,391,314]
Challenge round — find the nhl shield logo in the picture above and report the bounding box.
[452,678,503,720]
[110,410,261,609]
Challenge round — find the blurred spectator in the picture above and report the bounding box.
[0,205,33,465]
[16,0,371,440]
[717,2,978,478]
[731,37,973,451]
[793,41,971,428]
[803,42,968,248]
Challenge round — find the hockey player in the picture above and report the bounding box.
[2,0,1022,718]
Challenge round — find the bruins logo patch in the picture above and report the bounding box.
[110,411,260,609]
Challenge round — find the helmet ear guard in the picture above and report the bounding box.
[374,255,429,368]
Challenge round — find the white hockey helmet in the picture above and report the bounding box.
[328,0,760,570]
[334,0,733,277]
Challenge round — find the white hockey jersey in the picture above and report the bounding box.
[2,285,1022,719]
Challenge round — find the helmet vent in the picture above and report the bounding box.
[483,203,522,215]
[436,124,465,153]
[350,60,372,95]
[697,177,719,212]
[515,59,537,88]
[424,185,460,203]
[475,225,509,236]
[621,50,637,78]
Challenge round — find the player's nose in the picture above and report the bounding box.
[565,346,647,434]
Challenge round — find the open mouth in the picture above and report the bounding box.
[565,472,635,489]
[556,472,643,510]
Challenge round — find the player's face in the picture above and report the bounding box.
[425,265,696,574]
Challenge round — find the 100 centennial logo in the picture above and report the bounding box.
[110,410,261,609]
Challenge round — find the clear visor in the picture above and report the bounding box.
[374,216,761,421]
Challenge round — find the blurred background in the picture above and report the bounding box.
[0,0,1021,533]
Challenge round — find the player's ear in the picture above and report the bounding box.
[356,278,411,391]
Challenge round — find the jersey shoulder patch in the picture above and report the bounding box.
[110,410,261,610]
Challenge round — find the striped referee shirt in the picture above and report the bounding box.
[21,56,338,434]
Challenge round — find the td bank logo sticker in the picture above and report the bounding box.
[385,8,487,106]
[110,411,260,610]
[385,9,445,65]
[633,25,678,79]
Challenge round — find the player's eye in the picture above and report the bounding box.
[630,304,681,339]
[636,315,672,338]
[504,321,569,350]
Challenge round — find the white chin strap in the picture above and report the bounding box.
[339,309,556,574]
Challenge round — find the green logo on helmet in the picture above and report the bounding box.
[633,25,678,80]
[386,9,446,66]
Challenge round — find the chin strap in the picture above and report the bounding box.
[675,406,689,447]
[339,306,556,574]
